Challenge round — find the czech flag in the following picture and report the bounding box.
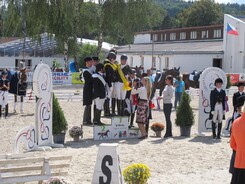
[227,23,239,36]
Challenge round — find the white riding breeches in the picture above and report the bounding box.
[212,103,223,123]
[115,82,126,100]
[94,98,106,110]
[106,82,116,99]
[0,91,8,107]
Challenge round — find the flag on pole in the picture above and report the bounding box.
[227,23,239,36]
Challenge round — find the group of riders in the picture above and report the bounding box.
[0,62,28,118]
[82,50,136,125]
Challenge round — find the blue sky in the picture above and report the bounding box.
[184,0,244,4]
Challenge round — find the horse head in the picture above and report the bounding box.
[19,68,28,84]
[168,67,180,78]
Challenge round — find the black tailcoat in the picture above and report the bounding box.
[83,68,93,106]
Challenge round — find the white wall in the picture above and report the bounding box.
[119,53,223,73]
[0,56,65,70]
[134,34,151,44]
[223,14,245,73]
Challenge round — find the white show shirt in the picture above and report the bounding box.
[131,86,148,100]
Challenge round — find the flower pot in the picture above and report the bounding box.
[73,136,80,142]
[155,131,162,137]
[53,133,66,144]
[180,126,191,137]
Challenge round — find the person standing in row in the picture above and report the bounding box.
[131,77,152,139]
[127,70,138,128]
[92,63,106,125]
[209,78,226,139]
[174,76,185,110]
[162,75,174,138]
[82,57,94,126]
[0,70,10,118]
[115,54,132,116]
[232,82,245,121]
[104,52,118,116]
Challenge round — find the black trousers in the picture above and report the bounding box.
[231,168,245,184]
[164,103,172,136]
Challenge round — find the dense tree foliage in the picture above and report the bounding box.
[176,0,223,27]
[1,0,245,55]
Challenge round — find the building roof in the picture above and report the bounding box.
[136,24,223,34]
[117,40,223,55]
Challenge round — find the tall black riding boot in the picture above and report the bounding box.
[117,99,121,116]
[212,121,217,139]
[111,98,116,116]
[0,105,2,118]
[129,113,135,128]
[94,109,105,125]
[120,100,125,116]
[83,105,92,125]
[104,99,111,117]
[93,104,96,123]
[217,123,222,139]
[5,104,8,118]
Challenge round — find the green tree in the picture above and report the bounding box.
[176,0,223,27]
[76,43,98,67]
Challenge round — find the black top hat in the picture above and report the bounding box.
[84,57,92,62]
[237,82,245,87]
[215,78,223,85]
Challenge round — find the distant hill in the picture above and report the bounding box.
[154,0,245,17]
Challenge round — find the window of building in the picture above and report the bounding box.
[190,31,197,39]
[140,56,144,66]
[201,30,208,39]
[160,34,164,41]
[213,29,222,38]
[170,33,176,40]
[164,33,167,41]
[180,32,186,40]
[153,34,158,41]
[152,57,156,68]
[165,57,169,69]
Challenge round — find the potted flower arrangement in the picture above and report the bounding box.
[44,176,67,184]
[151,122,165,137]
[123,163,150,184]
[69,126,83,141]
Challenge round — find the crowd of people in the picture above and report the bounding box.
[81,49,186,139]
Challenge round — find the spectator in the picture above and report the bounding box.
[173,76,185,110]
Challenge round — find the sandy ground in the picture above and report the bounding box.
[0,85,236,184]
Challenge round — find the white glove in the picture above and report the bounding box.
[223,111,226,115]
[211,111,215,115]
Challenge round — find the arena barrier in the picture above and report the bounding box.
[7,89,83,102]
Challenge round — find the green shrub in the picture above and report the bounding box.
[52,94,68,134]
[175,92,194,127]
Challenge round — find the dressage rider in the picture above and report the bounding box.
[82,57,94,126]
[104,52,118,116]
[115,54,132,116]
[0,70,10,118]
[209,78,226,139]
[92,63,106,125]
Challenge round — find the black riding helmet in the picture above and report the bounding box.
[214,78,223,85]
[107,52,117,60]
[120,54,128,60]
